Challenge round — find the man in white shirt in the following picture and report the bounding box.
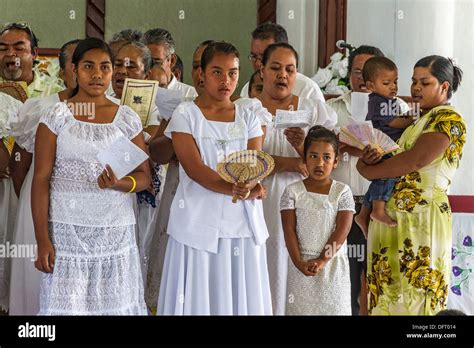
[240,22,324,103]
[142,28,197,99]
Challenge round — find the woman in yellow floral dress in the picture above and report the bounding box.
[357,55,466,315]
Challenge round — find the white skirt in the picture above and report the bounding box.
[158,236,272,315]
[39,222,147,315]
[9,166,41,315]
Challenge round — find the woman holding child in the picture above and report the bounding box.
[357,55,466,315]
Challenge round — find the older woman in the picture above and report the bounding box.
[257,42,336,314]
[357,55,466,315]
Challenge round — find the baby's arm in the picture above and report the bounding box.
[387,115,414,129]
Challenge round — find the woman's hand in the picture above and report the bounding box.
[284,127,305,155]
[361,145,383,165]
[293,158,309,177]
[35,238,55,273]
[97,165,118,189]
[295,259,318,276]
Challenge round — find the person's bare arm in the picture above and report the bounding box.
[356,132,450,180]
[0,140,10,179]
[387,116,414,129]
[9,143,33,196]
[340,144,363,158]
[281,209,317,276]
[32,124,57,273]
[273,156,308,177]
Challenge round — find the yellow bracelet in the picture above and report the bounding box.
[124,175,137,193]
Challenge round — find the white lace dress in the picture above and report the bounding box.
[280,180,354,315]
[261,97,337,315]
[37,102,147,315]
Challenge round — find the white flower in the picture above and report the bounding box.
[312,67,333,88]
[330,52,344,63]
[332,58,348,79]
[314,52,349,94]
[324,79,349,95]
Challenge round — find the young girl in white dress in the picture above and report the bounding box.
[280,126,354,315]
[158,41,272,315]
[256,43,337,314]
[32,38,149,315]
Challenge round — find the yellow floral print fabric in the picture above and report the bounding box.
[367,106,466,315]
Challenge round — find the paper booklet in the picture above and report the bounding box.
[120,78,159,127]
[274,109,312,129]
[154,87,185,121]
[97,136,149,180]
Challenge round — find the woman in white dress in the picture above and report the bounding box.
[256,43,337,314]
[8,39,80,315]
[158,42,272,315]
[32,38,149,315]
[280,126,354,315]
[0,92,22,312]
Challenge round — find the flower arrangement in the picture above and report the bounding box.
[311,51,350,95]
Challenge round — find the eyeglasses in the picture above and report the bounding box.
[1,21,31,33]
[248,53,263,63]
[351,69,363,78]
[0,22,38,48]
[153,53,172,66]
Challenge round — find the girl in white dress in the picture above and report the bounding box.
[256,43,337,314]
[32,38,149,315]
[8,39,82,315]
[158,42,272,315]
[280,126,354,315]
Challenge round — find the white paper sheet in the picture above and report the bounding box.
[351,92,369,121]
[154,87,185,121]
[274,109,312,129]
[97,136,149,179]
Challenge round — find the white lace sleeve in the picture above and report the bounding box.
[0,93,22,138]
[39,102,69,135]
[116,105,143,139]
[280,185,296,211]
[338,185,355,212]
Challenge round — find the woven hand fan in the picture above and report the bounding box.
[339,122,399,155]
[217,149,274,203]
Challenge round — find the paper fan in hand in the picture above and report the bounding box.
[340,122,399,155]
[217,149,274,203]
